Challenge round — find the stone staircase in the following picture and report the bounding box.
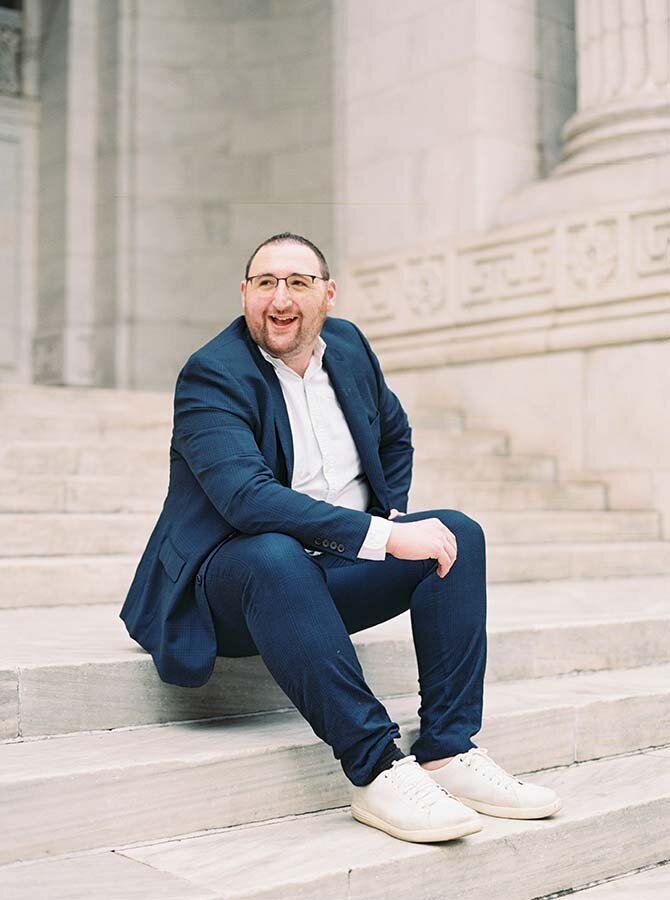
[1,383,669,898]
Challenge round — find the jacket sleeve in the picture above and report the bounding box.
[351,323,414,514]
[172,353,373,560]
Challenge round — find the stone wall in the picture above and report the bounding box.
[30,0,335,389]
[108,0,335,389]
[333,0,544,263]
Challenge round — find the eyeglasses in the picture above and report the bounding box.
[246,273,328,295]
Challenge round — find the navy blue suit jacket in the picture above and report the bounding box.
[119,314,413,687]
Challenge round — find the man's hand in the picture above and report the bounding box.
[388,508,402,520]
[386,518,457,578]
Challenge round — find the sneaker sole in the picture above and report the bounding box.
[455,795,562,819]
[350,804,483,843]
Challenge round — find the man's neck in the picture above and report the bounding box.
[258,337,325,379]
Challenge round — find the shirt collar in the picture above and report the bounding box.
[256,334,327,372]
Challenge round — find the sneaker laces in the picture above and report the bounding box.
[387,755,457,809]
[461,747,523,787]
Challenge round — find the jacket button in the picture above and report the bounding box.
[195,574,202,585]
[314,538,321,546]
[329,540,338,550]
[337,543,345,552]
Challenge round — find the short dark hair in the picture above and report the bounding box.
[244,232,330,280]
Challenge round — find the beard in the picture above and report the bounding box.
[247,296,330,361]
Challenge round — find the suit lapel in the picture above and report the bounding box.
[323,345,390,510]
[243,329,294,484]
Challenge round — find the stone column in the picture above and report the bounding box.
[557,0,670,173]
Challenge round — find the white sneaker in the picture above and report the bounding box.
[350,754,483,843]
[424,747,562,819]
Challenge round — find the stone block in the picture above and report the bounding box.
[345,20,411,99]
[0,668,18,739]
[0,512,155,557]
[410,352,586,479]
[585,341,670,470]
[476,0,536,74]
[489,541,670,582]
[0,555,137,609]
[0,847,220,898]
[135,18,233,68]
[231,10,329,64]
[270,144,333,202]
[473,59,537,143]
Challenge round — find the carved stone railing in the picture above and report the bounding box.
[345,200,670,369]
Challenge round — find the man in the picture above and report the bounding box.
[119,232,561,844]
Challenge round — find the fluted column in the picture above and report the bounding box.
[558,0,670,173]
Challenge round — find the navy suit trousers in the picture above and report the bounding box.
[196,508,488,786]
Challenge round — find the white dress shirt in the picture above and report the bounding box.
[256,335,394,560]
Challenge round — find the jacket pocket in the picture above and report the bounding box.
[158,534,187,582]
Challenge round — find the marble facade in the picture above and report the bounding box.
[1,0,668,525]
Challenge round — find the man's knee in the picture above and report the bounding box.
[225,531,311,575]
[416,508,485,544]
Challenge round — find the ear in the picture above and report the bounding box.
[326,278,337,308]
[240,280,247,308]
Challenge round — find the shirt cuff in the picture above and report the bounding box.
[357,515,394,561]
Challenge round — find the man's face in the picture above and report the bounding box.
[241,241,336,362]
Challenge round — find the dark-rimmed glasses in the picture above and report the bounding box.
[246,273,328,295]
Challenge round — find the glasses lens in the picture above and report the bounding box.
[286,275,314,292]
[250,275,278,292]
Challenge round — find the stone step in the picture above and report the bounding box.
[0,384,172,415]
[0,555,138,609]
[107,748,670,900]
[490,540,670,581]
[558,864,670,899]
[472,509,661,542]
[404,405,466,432]
[0,475,168,514]
[2,576,669,737]
[409,478,608,511]
[0,474,608,514]
[1,748,668,898]
[426,454,558,481]
[2,664,669,865]
[4,541,670,613]
[0,514,156,557]
[412,427,510,458]
[2,413,173,442]
[0,442,169,476]
[0,441,554,479]
[1,510,660,558]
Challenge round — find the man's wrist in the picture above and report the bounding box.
[357,515,394,561]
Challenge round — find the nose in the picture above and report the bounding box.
[270,279,292,308]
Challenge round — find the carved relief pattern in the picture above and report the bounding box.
[461,236,553,306]
[350,206,669,338]
[402,257,446,317]
[633,211,670,276]
[352,266,397,323]
[565,220,618,293]
[0,23,21,96]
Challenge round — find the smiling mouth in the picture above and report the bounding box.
[268,315,299,328]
